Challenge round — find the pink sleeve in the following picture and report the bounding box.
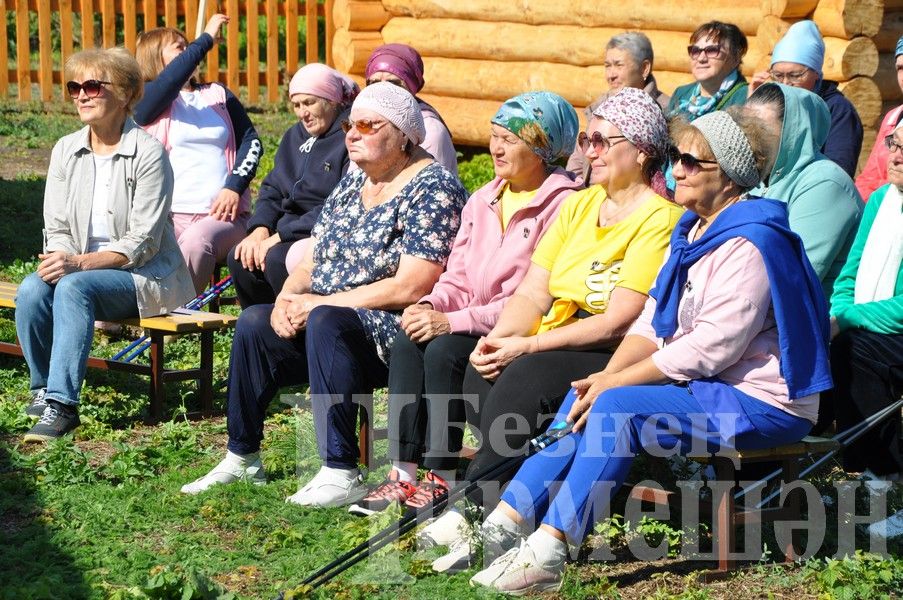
[651,240,773,381]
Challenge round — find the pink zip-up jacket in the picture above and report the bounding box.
[420,168,582,335]
[855,104,903,201]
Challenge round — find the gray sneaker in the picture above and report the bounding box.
[24,389,48,419]
[23,400,81,442]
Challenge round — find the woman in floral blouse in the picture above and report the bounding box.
[181,83,468,504]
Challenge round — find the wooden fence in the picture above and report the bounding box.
[1,0,334,104]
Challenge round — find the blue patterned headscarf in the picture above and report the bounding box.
[491,91,579,164]
[896,35,903,58]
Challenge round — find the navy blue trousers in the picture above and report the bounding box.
[226,304,388,468]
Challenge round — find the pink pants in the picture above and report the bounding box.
[172,212,249,294]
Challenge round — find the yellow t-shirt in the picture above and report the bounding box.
[500,183,538,231]
[531,185,684,333]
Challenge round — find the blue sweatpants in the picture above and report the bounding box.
[500,383,813,544]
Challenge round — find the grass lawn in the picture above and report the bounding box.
[0,101,900,600]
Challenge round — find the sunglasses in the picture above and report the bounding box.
[341,118,390,135]
[577,132,628,154]
[769,68,811,85]
[687,44,724,60]
[668,146,719,175]
[66,79,111,99]
[884,134,903,155]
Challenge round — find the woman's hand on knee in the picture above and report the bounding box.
[402,308,450,343]
[234,228,269,271]
[282,292,319,330]
[209,189,240,222]
[255,234,281,271]
[37,252,80,284]
[568,371,616,432]
[270,302,299,339]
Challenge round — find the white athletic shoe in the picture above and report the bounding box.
[286,466,368,507]
[418,509,470,549]
[431,537,477,574]
[472,539,564,594]
[180,453,266,495]
[868,509,903,539]
[469,544,522,587]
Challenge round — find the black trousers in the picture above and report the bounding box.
[819,329,903,475]
[227,240,295,308]
[461,349,612,510]
[387,331,479,470]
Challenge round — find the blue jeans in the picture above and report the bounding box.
[500,383,813,543]
[15,270,138,406]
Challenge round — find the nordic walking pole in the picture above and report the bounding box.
[195,0,208,39]
[298,422,574,591]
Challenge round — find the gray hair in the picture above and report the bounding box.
[606,31,655,68]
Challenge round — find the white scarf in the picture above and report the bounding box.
[854,184,903,304]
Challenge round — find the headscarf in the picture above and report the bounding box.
[896,34,903,58]
[289,63,359,106]
[771,20,825,78]
[352,81,426,145]
[365,44,425,94]
[491,91,579,164]
[692,111,760,189]
[678,69,740,118]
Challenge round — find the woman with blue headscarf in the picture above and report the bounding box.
[422,88,684,573]
[350,92,583,517]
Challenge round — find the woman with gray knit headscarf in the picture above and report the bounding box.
[181,82,468,506]
[465,109,832,594]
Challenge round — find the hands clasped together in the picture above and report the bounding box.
[270,292,322,339]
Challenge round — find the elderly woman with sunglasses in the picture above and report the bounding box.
[349,92,582,518]
[365,43,458,176]
[16,48,194,442]
[468,109,832,595]
[225,63,359,307]
[421,88,684,572]
[181,83,468,503]
[667,21,749,121]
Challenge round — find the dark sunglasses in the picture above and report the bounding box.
[687,44,723,60]
[66,79,111,99]
[668,146,719,175]
[577,132,628,154]
[884,134,903,155]
[341,118,389,135]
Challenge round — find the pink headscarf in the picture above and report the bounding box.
[288,63,359,106]
[364,44,425,94]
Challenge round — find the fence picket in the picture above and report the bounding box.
[80,0,93,49]
[60,0,74,99]
[0,0,8,96]
[15,0,30,100]
[267,0,279,102]
[37,0,52,100]
[246,0,259,102]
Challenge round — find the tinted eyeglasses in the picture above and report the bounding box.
[769,68,811,85]
[341,118,389,135]
[687,44,724,60]
[365,77,405,88]
[577,132,628,154]
[668,146,719,175]
[884,134,903,154]
[66,79,111,99]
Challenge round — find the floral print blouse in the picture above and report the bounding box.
[311,162,468,363]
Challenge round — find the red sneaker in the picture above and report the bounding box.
[404,471,450,515]
[348,471,416,517]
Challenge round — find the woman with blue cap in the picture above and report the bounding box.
[856,35,903,199]
[749,20,863,177]
[350,92,584,517]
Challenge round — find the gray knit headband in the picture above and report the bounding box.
[692,111,760,189]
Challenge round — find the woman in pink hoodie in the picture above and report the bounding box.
[350,92,582,517]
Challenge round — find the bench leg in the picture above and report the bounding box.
[147,330,165,424]
[713,458,737,573]
[781,457,802,562]
[358,401,372,470]
[199,330,214,416]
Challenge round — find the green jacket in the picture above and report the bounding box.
[666,75,748,121]
[831,184,903,334]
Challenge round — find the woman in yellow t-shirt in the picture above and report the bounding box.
[425,88,684,571]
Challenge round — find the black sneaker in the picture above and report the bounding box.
[24,389,48,419]
[23,400,80,442]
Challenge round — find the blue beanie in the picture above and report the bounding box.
[896,35,903,58]
[771,20,825,76]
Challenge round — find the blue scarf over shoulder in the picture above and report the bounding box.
[650,198,833,399]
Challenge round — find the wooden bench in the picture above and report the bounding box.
[629,435,840,577]
[0,281,237,422]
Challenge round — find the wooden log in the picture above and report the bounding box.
[822,36,878,80]
[326,0,336,66]
[333,0,390,31]
[756,15,792,54]
[887,0,903,9]
[761,0,818,18]
[838,75,882,129]
[873,11,903,53]
[381,0,762,35]
[812,0,883,39]
[382,18,768,76]
[876,52,902,101]
[332,28,383,74]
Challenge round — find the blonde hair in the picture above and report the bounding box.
[136,27,188,82]
[65,47,143,113]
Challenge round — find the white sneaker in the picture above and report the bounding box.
[286,466,368,507]
[431,537,476,574]
[418,509,470,549]
[469,544,522,587]
[868,509,903,539]
[180,454,266,495]
[473,539,564,594]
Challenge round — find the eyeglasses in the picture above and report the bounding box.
[341,118,390,135]
[365,77,405,89]
[578,132,628,154]
[769,68,811,85]
[66,79,111,99]
[668,146,719,175]
[687,44,724,60]
[884,134,903,155]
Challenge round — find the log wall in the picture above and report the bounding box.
[333,0,901,170]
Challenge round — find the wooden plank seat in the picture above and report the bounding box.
[0,281,237,422]
[629,435,841,578]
